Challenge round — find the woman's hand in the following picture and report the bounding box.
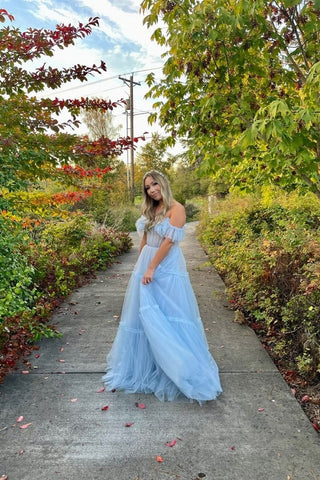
[142,267,155,285]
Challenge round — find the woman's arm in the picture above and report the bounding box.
[142,203,186,285]
[139,232,147,254]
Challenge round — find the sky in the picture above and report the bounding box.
[2,0,170,159]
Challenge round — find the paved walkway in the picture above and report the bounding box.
[0,223,319,480]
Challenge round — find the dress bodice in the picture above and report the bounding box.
[136,216,185,248]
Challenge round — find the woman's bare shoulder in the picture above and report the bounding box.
[168,201,186,227]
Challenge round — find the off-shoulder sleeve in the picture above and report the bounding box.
[156,217,185,243]
[135,215,147,236]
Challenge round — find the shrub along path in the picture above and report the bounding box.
[0,222,319,480]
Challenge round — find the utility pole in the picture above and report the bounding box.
[119,74,141,203]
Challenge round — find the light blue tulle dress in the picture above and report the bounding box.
[102,216,222,403]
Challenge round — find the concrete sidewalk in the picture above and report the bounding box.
[0,222,319,480]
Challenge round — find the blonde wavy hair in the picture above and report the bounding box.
[141,170,173,230]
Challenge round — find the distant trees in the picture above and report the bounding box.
[134,133,176,194]
[81,104,122,141]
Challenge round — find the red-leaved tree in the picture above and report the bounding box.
[0,9,142,195]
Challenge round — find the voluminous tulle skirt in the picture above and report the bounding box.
[103,242,222,403]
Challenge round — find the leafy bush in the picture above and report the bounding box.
[0,217,38,323]
[101,206,140,231]
[185,203,200,221]
[0,216,132,381]
[198,189,320,381]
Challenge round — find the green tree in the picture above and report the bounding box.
[141,0,320,197]
[134,132,177,194]
[171,160,209,204]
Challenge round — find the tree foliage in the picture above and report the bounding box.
[134,132,177,194]
[141,0,320,196]
[0,10,136,194]
[81,101,122,140]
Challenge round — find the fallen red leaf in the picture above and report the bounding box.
[312,423,319,432]
[19,449,25,455]
[301,395,310,403]
[21,370,29,374]
[156,456,163,462]
[35,354,40,359]
[101,405,109,411]
[60,347,64,352]
[135,402,146,409]
[20,423,32,429]
[57,359,66,363]
[96,387,105,393]
[70,398,78,403]
[231,446,236,450]
[16,416,24,423]
[165,439,177,447]
[258,407,264,412]
[125,422,134,427]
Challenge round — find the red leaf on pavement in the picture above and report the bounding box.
[20,423,32,429]
[101,405,109,411]
[21,370,29,374]
[57,359,66,363]
[135,402,146,409]
[35,354,40,359]
[301,395,310,403]
[70,398,77,403]
[156,456,163,462]
[258,407,264,412]
[96,387,105,393]
[312,423,319,432]
[16,416,24,423]
[231,446,236,450]
[19,449,25,455]
[60,347,64,352]
[125,422,134,427]
[165,439,177,447]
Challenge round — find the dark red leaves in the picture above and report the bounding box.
[135,402,146,409]
[125,422,134,427]
[57,165,111,178]
[101,405,109,411]
[51,97,121,112]
[0,8,14,22]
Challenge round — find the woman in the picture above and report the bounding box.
[103,170,222,403]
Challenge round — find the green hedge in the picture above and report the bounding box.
[198,190,320,381]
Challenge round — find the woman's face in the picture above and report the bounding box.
[144,175,162,202]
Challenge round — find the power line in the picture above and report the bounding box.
[42,65,163,97]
